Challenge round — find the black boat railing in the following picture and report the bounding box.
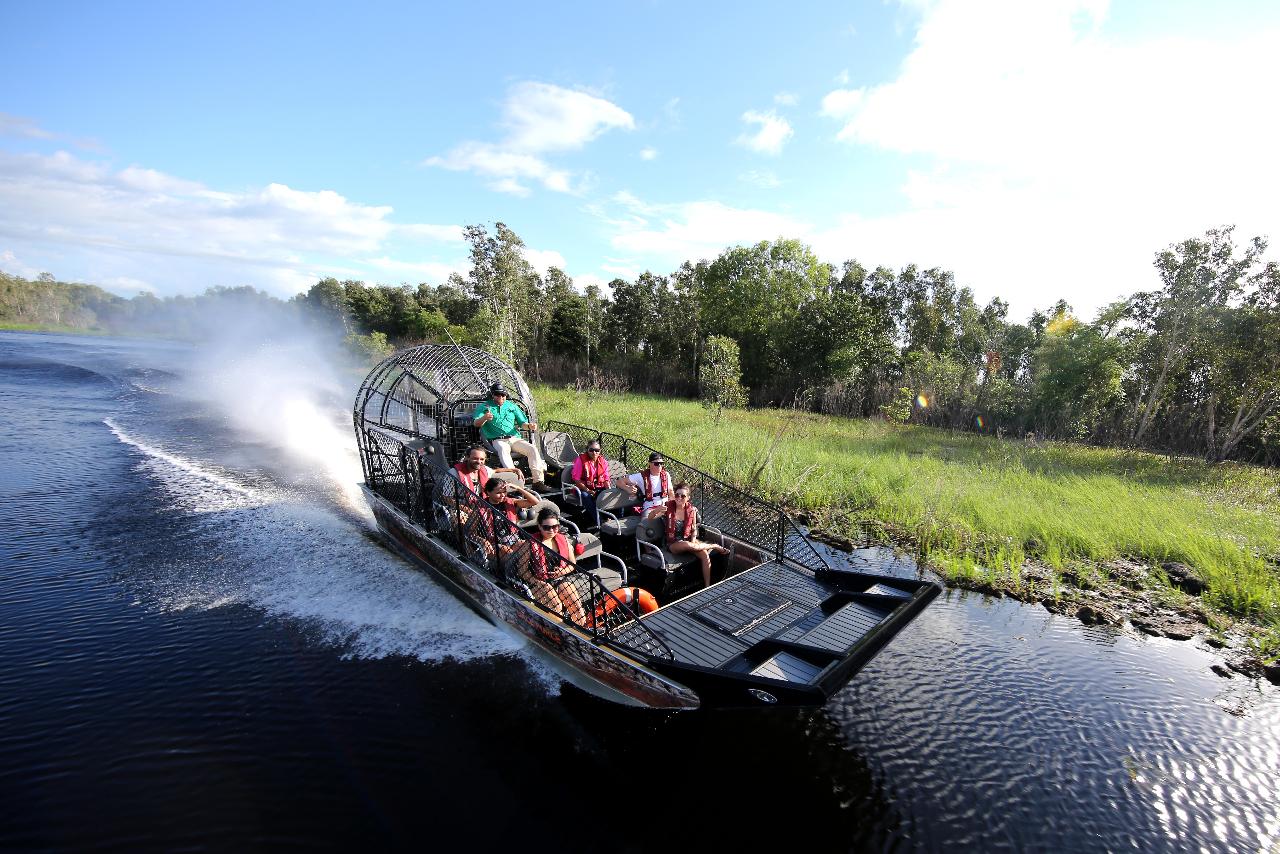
[545,420,831,575]
[361,426,673,659]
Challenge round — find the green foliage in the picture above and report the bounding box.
[5,221,1279,465]
[881,387,915,424]
[344,330,394,363]
[699,335,748,421]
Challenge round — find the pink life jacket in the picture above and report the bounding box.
[454,461,493,496]
[575,454,610,491]
[665,500,697,543]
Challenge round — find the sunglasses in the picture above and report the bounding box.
[539,523,560,531]
[587,447,601,453]
[675,492,690,498]
[650,460,664,467]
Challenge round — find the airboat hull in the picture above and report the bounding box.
[363,486,701,710]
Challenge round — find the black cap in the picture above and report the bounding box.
[648,452,664,463]
[489,383,507,397]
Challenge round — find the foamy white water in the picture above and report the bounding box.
[105,415,528,666]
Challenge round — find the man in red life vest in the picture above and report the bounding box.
[617,452,674,514]
[569,440,610,529]
[451,445,522,496]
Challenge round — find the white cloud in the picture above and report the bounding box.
[0,249,42,279]
[0,113,56,140]
[573,272,608,293]
[739,170,782,189]
[426,82,634,196]
[735,110,794,155]
[834,69,850,85]
[523,247,568,275]
[814,0,1280,319]
[639,147,658,161]
[364,256,467,282]
[774,92,799,107]
[0,150,465,296]
[501,82,634,152]
[597,192,810,266]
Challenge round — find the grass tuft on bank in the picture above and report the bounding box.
[538,386,1280,625]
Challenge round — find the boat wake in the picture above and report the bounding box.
[103,414,532,669]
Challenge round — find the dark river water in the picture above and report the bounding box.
[1,331,1277,852]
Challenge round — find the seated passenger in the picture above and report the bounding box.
[472,383,551,492]
[451,444,522,497]
[645,482,730,588]
[617,452,674,514]
[569,440,610,530]
[518,507,586,624]
[475,477,540,558]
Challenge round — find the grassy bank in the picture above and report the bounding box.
[537,386,1280,630]
[0,322,112,335]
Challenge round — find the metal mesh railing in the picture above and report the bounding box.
[359,426,673,659]
[547,420,830,575]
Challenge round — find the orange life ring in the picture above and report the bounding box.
[592,586,659,624]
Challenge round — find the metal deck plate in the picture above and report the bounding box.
[691,582,795,637]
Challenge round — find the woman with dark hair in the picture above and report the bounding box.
[519,507,586,624]
[646,482,730,588]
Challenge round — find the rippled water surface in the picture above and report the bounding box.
[2,331,1277,852]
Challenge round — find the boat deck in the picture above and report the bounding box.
[611,559,915,679]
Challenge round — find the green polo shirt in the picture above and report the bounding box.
[472,399,528,440]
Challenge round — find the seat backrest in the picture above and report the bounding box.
[636,518,665,546]
[495,470,521,484]
[606,459,627,481]
[518,498,560,527]
[539,431,578,468]
[595,486,638,512]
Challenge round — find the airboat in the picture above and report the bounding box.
[352,344,939,708]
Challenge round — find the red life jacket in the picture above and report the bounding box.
[665,500,697,543]
[637,469,671,504]
[480,497,519,534]
[531,532,573,581]
[575,453,610,490]
[454,461,493,496]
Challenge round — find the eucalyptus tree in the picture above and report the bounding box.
[699,239,833,399]
[1129,227,1265,445]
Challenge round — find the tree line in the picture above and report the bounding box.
[3,222,1277,463]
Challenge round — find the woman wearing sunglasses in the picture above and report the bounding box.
[519,507,586,624]
[645,482,730,588]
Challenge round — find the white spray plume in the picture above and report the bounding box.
[175,309,370,518]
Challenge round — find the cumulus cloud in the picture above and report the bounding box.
[523,247,568,275]
[814,0,1280,318]
[426,82,634,196]
[0,149,465,296]
[735,110,793,155]
[639,147,658,161]
[600,191,810,266]
[774,92,799,106]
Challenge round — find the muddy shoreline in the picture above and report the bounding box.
[809,527,1280,691]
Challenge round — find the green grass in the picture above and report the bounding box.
[0,321,112,335]
[536,385,1280,623]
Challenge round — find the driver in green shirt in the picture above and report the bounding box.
[472,383,550,491]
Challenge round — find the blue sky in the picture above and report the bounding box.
[3,0,1278,321]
